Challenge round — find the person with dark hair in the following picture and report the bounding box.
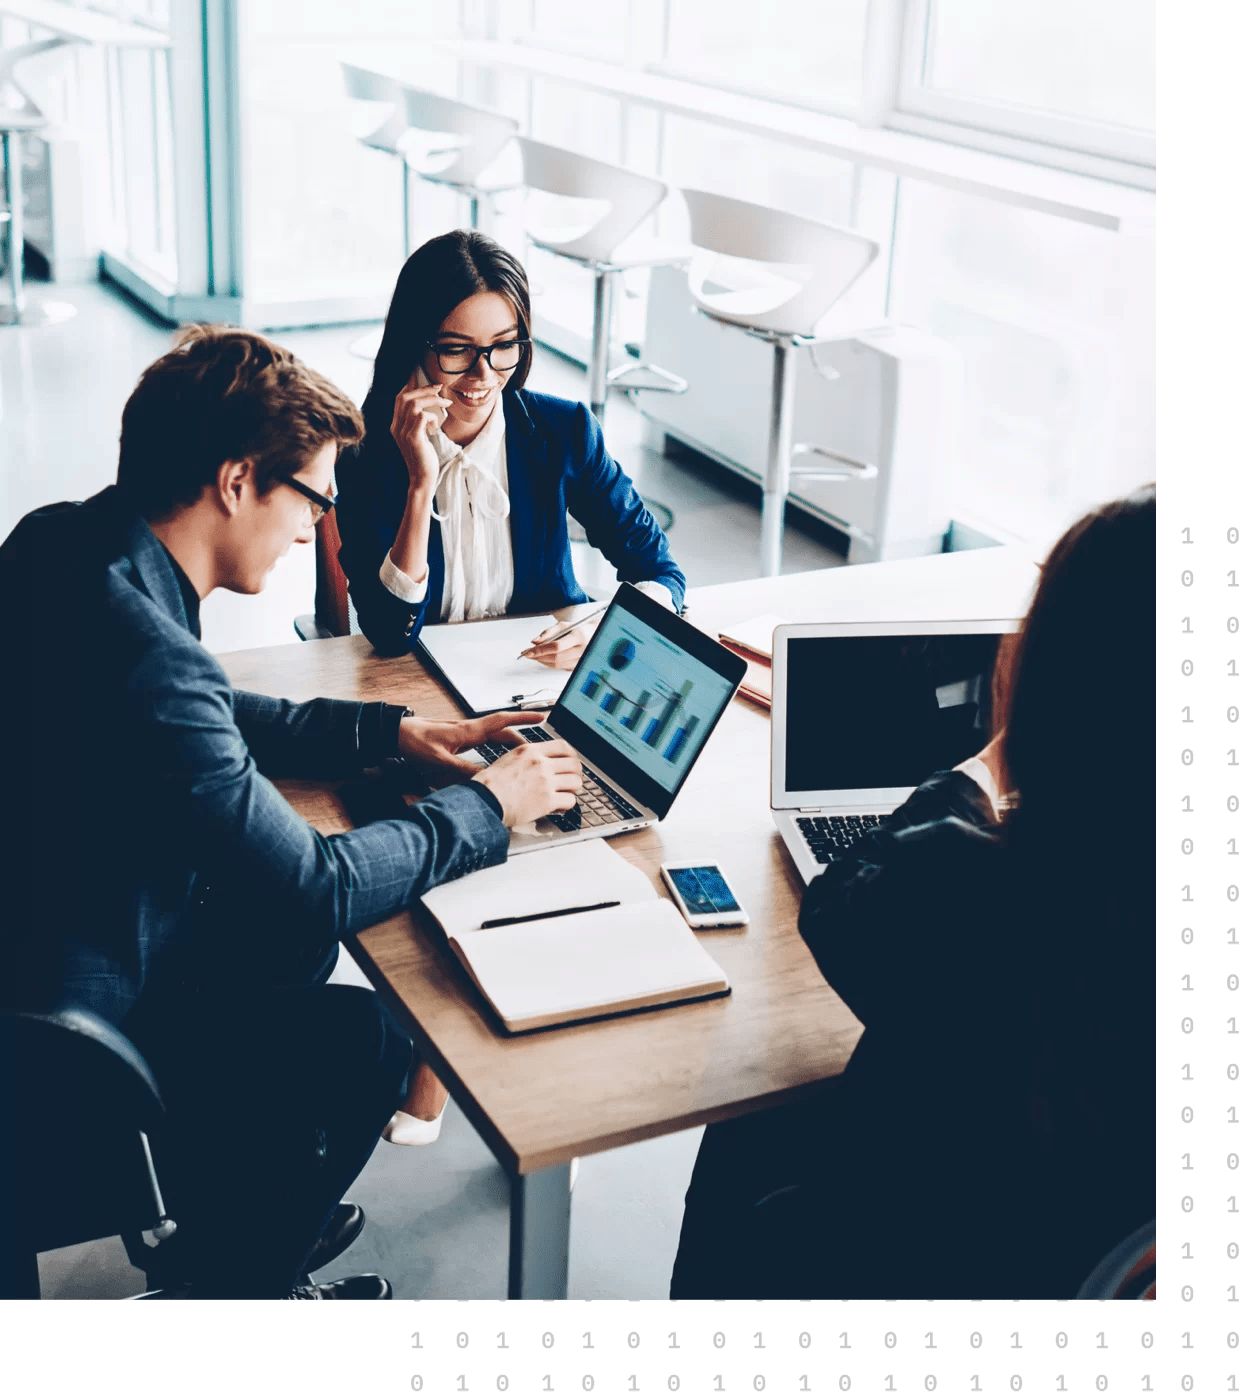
[0,326,582,1298]
[669,487,1156,1299]
[336,229,685,669]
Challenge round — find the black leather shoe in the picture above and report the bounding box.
[306,1202,366,1273]
[284,1273,392,1300]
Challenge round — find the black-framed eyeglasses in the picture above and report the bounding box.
[277,473,337,523]
[427,339,529,375]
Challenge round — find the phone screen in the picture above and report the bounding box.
[669,866,740,916]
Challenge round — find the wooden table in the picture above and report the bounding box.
[218,547,1040,1298]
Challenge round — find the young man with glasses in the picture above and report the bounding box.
[0,325,580,1298]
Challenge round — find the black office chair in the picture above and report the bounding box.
[0,1007,179,1298]
[1075,1219,1156,1299]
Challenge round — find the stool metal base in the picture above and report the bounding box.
[0,298,77,328]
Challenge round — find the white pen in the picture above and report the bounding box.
[517,603,609,658]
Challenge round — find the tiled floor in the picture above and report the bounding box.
[5,277,846,1301]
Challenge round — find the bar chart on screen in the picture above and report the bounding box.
[568,620,732,791]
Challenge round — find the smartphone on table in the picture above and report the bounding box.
[660,862,748,929]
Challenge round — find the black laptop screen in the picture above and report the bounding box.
[784,632,1006,794]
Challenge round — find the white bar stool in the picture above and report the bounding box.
[341,63,429,261]
[516,136,688,422]
[1,38,77,328]
[399,87,518,234]
[680,188,880,577]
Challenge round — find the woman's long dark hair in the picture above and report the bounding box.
[359,229,533,447]
[1000,485,1156,868]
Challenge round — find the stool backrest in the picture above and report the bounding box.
[681,188,878,339]
[339,61,407,151]
[400,87,518,186]
[0,38,65,123]
[516,137,667,264]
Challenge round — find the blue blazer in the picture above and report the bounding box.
[0,487,508,1026]
[336,388,686,655]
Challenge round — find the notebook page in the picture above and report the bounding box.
[419,614,563,713]
[448,899,728,1031]
[421,838,657,941]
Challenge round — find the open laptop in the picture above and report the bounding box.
[473,584,747,854]
[771,617,1017,883]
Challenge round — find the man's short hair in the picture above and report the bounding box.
[117,325,365,519]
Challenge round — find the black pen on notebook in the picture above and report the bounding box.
[517,604,610,657]
[480,900,620,930]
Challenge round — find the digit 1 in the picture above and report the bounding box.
[1011,1334,1022,1350]
[715,1380,725,1393]
[1097,1334,1108,1349]
[925,1333,936,1349]
[839,1334,851,1350]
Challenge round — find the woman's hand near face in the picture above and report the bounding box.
[391,371,448,495]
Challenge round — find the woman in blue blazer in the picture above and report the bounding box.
[336,229,685,667]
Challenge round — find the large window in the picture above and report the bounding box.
[896,0,1154,171]
[659,0,867,113]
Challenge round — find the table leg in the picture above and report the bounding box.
[508,1161,573,1299]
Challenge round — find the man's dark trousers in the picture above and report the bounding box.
[125,956,410,1299]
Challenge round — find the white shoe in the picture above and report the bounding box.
[382,1102,447,1146]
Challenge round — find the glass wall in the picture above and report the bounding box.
[236,0,461,307]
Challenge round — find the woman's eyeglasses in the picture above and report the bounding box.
[428,339,528,375]
[277,473,337,523]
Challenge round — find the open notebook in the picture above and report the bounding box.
[420,840,730,1033]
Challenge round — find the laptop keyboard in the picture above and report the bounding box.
[794,813,886,864]
[475,726,644,832]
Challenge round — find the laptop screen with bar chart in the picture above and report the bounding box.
[549,585,746,820]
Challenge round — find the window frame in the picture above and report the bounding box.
[890,0,1155,178]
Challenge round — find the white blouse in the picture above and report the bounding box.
[379,395,677,622]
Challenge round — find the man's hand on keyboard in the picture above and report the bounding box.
[397,710,543,779]
[473,737,582,827]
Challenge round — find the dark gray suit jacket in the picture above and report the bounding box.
[0,486,508,1025]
